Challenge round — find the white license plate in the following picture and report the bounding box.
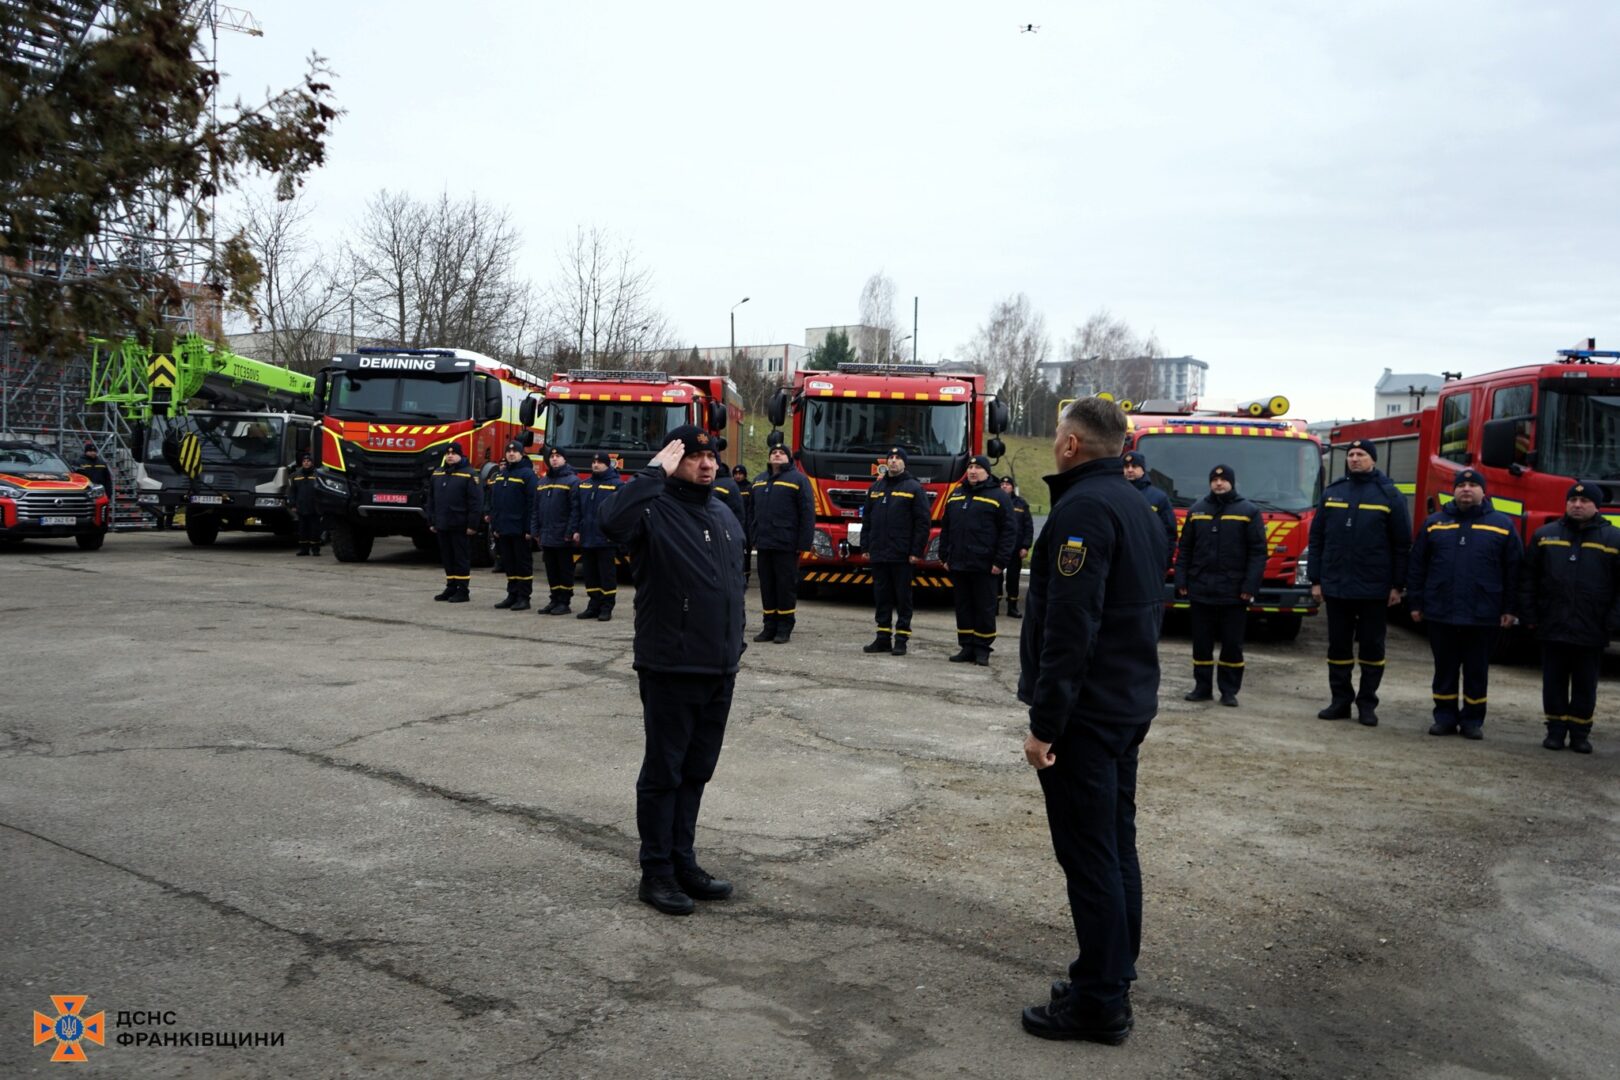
[190,495,223,505]
[847,523,863,545]
[40,516,78,526]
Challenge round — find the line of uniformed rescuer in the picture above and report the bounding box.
[291,401,1616,1048]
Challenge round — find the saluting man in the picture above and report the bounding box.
[750,444,814,644]
[1174,464,1266,707]
[426,442,481,603]
[484,440,538,610]
[290,450,322,556]
[532,446,582,615]
[573,452,622,621]
[941,454,1016,665]
[1123,450,1177,564]
[1519,481,1620,753]
[860,446,931,656]
[1307,439,1411,726]
[1000,475,1035,618]
[1407,469,1523,739]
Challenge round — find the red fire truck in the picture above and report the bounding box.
[311,348,546,562]
[1328,343,1620,543]
[1118,394,1323,639]
[537,370,743,476]
[765,363,1009,589]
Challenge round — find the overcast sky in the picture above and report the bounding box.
[216,0,1620,421]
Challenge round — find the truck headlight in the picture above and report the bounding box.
[1294,557,1309,586]
[0,483,23,500]
[811,529,834,558]
[317,474,348,495]
[87,484,106,498]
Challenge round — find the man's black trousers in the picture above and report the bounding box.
[953,570,999,651]
[1542,644,1602,732]
[635,671,736,877]
[542,546,577,606]
[1428,621,1496,730]
[579,547,618,611]
[757,550,800,631]
[1189,601,1247,696]
[437,530,471,592]
[1000,556,1024,601]
[1324,596,1389,706]
[871,562,914,640]
[295,513,321,551]
[494,534,533,600]
[1037,717,1149,1013]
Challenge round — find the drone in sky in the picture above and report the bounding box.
[1020,23,1040,33]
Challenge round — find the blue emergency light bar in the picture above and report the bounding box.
[1557,349,1620,361]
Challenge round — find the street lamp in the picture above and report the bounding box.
[633,322,650,367]
[894,334,912,363]
[730,297,750,372]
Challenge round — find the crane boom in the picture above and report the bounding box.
[90,334,314,419]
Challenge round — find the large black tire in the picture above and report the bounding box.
[330,519,374,562]
[75,531,107,551]
[1264,613,1303,642]
[185,515,219,547]
[411,531,437,555]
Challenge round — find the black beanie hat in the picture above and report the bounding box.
[886,445,909,462]
[444,442,465,456]
[506,439,525,453]
[1567,480,1602,503]
[665,424,717,458]
[1453,468,1486,491]
[1122,450,1146,468]
[593,451,613,466]
[1346,439,1377,462]
[83,440,97,453]
[1210,464,1235,484]
[969,454,993,472]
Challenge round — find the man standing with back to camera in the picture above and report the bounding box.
[1018,397,1167,1045]
[600,426,746,916]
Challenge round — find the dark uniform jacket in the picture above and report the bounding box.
[426,460,482,531]
[1010,494,1035,555]
[1174,490,1266,605]
[600,467,746,676]
[530,461,581,546]
[485,458,538,536]
[861,470,930,564]
[711,475,746,534]
[76,456,112,492]
[574,468,622,548]
[1307,468,1411,599]
[1518,515,1620,647]
[290,466,320,515]
[1406,499,1523,625]
[939,477,1015,573]
[1131,476,1178,563]
[1018,456,1166,740]
[750,465,815,552]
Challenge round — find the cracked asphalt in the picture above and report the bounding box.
[3,531,1618,1078]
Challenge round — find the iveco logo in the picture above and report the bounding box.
[368,436,419,449]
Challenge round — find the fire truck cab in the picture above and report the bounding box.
[537,370,743,477]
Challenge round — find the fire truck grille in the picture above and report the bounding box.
[827,488,868,510]
[353,451,430,487]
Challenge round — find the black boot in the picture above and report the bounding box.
[773,626,792,644]
[446,587,469,604]
[434,586,454,601]
[891,637,908,657]
[1318,662,1355,719]
[973,647,990,667]
[296,547,309,556]
[1542,720,1567,751]
[949,644,975,663]
[1355,664,1383,726]
[576,603,601,620]
[753,624,776,643]
[509,598,530,611]
[1568,725,1593,754]
[1007,600,1020,619]
[863,634,893,654]
[674,866,734,901]
[597,605,614,622]
[1184,666,1213,701]
[494,595,517,610]
[637,875,694,916]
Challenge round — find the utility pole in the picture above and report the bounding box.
[730,296,749,373]
[912,296,918,363]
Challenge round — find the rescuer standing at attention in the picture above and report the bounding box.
[1000,475,1035,619]
[1018,396,1166,1044]
[1519,481,1620,753]
[76,440,113,495]
[1175,464,1266,706]
[940,454,1015,665]
[573,452,622,621]
[484,440,538,610]
[1307,439,1411,726]
[859,447,931,656]
[427,442,481,603]
[532,446,582,615]
[1407,469,1523,739]
[1123,450,1177,563]
[599,426,745,917]
[290,450,322,557]
[750,443,814,644]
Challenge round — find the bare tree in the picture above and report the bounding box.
[963,293,1051,435]
[542,226,673,368]
[347,189,424,347]
[857,271,901,361]
[1062,309,1161,404]
[727,348,781,417]
[231,189,348,371]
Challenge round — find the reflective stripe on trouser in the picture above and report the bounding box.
[579,547,619,611]
[1428,622,1496,728]
[495,534,533,599]
[1190,602,1246,696]
[438,530,471,591]
[1542,643,1601,729]
[542,546,577,600]
[757,550,799,630]
[953,570,998,651]
[1325,596,1388,706]
[872,562,914,639]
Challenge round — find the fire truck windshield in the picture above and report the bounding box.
[329,373,467,419]
[1134,433,1323,511]
[1539,385,1620,480]
[802,399,968,456]
[146,415,285,467]
[546,401,687,451]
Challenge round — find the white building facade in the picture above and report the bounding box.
[1373,368,1445,417]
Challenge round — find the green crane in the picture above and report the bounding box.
[90,333,313,420]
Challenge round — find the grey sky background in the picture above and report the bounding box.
[218,1,1620,421]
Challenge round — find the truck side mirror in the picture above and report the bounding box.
[520,430,534,448]
[1479,418,1518,470]
[482,377,503,423]
[313,371,328,416]
[161,430,183,473]
[708,400,727,430]
[715,435,728,454]
[989,400,1009,435]
[987,437,1007,459]
[519,395,538,428]
[767,389,788,428]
